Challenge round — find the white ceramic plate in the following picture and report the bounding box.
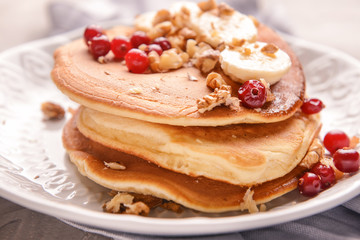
[0,27,359,236]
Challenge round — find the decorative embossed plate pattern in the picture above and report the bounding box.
[0,28,359,236]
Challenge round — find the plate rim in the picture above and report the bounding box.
[0,25,360,236]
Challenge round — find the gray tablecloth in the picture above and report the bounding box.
[1,0,359,239]
[1,196,359,240]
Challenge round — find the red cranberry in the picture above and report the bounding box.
[111,36,132,59]
[144,44,163,55]
[89,35,111,59]
[301,98,324,114]
[153,37,172,50]
[323,130,350,155]
[298,172,322,197]
[238,80,267,108]
[125,49,149,73]
[130,31,151,48]
[84,25,103,46]
[333,149,360,173]
[310,163,336,189]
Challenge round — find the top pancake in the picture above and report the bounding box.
[51,24,305,126]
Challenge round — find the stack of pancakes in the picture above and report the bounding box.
[51,23,323,213]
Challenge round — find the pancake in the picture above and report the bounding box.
[63,111,322,213]
[76,106,321,186]
[51,23,305,127]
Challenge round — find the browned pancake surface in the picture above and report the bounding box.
[52,24,305,126]
[63,112,308,212]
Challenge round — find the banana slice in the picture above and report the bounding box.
[220,42,292,85]
[190,11,257,48]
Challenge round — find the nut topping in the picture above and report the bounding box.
[218,2,235,16]
[178,27,197,39]
[125,202,150,215]
[104,161,126,170]
[193,44,220,73]
[41,102,65,120]
[148,51,162,72]
[152,9,171,26]
[300,138,324,168]
[259,78,275,102]
[261,43,279,58]
[239,188,259,213]
[197,85,232,113]
[198,0,217,12]
[230,38,245,48]
[103,192,150,216]
[206,72,226,89]
[187,72,198,81]
[159,49,186,70]
[148,21,172,40]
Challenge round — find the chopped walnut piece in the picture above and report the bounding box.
[168,35,186,51]
[206,72,226,89]
[131,193,163,209]
[178,27,197,40]
[216,42,226,52]
[258,78,275,102]
[349,136,360,149]
[259,204,267,212]
[300,138,324,169]
[97,56,106,64]
[148,51,161,72]
[230,38,245,48]
[161,201,183,213]
[225,97,240,112]
[103,192,150,216]
[193,44,220,73]
[261,43,279,58]
[197,85,232,113]
[41,102,65,120]
[218,2,235,16]
[125,202,150,216]
[242,47,252,56]
[179,52,190,63]
[187,72,198,81]
[186,39,198,58]
[103,192,134,213]
[148,21,172,40]
[104,161,126,170]
[198,0,217,12]
[321,157,344,180]
[240,188,259,213]
[138,44,147,52]
[152,9,171,26]
[159,49,185,70]
[171,6,191,29]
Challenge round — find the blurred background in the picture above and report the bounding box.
[0,0,359,59]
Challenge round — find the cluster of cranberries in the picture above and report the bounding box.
[298,130,359,197]
[84,25,171,73]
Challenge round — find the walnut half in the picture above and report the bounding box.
[206,72,226,89]
[103,192,150,216]
[41,102,65,120]
[197,85,232,113]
